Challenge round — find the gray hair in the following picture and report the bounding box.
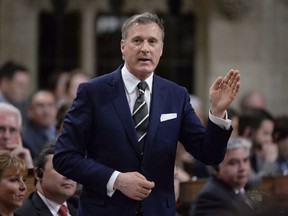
[0,102,22,129]
[121,12,165,41]
[227,136,252,150]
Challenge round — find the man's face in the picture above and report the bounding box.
[0,112,21,152]
[40,154,77,202]
[217,148,251,189]
[4,71,30,104]
[121,22,163,80]
[28,91,57,128]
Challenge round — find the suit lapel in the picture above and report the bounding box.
[32,192,54,216]
[145,75,166,147]
[107,68,141,158]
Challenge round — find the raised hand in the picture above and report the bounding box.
[114,172,155,200]
[209,69,240,118]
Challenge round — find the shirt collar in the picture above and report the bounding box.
[37,191,68,213]
[121,64,153,94]
[234,187,245,194]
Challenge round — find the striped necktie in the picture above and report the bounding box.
[133,81,149,152]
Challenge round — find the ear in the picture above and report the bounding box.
[120,39,125,56]
[34,168,43,181]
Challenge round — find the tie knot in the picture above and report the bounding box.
[137,81,148,92]
[58,204,68,216]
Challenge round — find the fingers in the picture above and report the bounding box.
[114,172,155,201]
[223,69,240,87]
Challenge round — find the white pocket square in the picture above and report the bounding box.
[160,113,177,122]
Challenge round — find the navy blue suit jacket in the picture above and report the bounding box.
[53,65,232,216]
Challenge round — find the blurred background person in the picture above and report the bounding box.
[0,102,33,169]
[0,61,31,127]
[21,90,57,159]
[0,152,27,216]
[48,70,70,108]
[189,137,254,216]
[15,142,78,215]
[64,69,91,103]
[273,115,288,175]
[238,108,280,187]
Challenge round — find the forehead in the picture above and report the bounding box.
[44,154,54,169]
[126,22,162,38]
[0,112,19,127]
[32,92,55,103]
[222,148,250,162]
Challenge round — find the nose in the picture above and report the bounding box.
[19,179,27,192]
[141,41,150,53]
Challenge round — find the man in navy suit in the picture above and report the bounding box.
[53,12,240,216]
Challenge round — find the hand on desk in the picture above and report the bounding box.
[114,172,155,201]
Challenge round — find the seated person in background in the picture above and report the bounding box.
[190,137,254,216]
[21,90,57,159]
[15,142,78,216]
[0,102,33,168]
[0,153,27,216]
[273,115,288,175]
[238,108,280,187]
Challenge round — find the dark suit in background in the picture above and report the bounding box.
[15,192,77,216]
[190,176,254,216]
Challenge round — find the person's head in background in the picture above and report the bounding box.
[238,108,274,152]
[212,137,252,190]
[48,70,70,107]
[34,142,77,204]
[240,90,265,113]
[273,116,288,162]
[65,69,90,101]
[0,102,33,168]
[0,153,27,215]
[0,102,22,152]
[0,61,30,106]
[27,90,57,129]
[227,108,239,137]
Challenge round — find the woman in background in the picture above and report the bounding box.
[0,153,27,216]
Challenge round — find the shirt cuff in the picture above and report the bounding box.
[107,171,120,197]
[209,109,231,130]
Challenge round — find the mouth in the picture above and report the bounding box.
[61,183,75,189]
[138,57,151,62]
[16,194,25,200]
